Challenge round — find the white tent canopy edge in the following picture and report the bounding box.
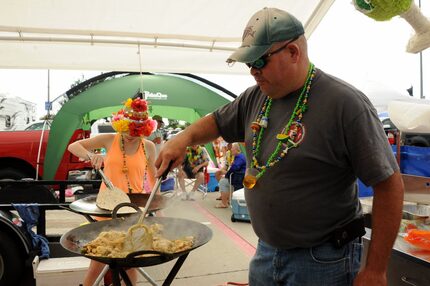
[0,0,334,73]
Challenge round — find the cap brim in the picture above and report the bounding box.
[227,44,272,64]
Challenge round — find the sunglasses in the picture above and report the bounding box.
[246,37,299,69]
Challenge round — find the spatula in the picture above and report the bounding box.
[96,168,131,211]
[123,162,172,252]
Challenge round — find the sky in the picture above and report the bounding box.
[0,0,429,118]
[308,0,430,99]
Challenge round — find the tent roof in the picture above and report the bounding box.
[0,0,334,74]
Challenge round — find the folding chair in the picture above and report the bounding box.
[183,167,209,199]
[228,172,245,203]
[198,168,210,199]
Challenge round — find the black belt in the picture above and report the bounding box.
[330,216,365,248]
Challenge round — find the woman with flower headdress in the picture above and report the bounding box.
[68,95,158,286]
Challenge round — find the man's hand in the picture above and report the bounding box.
[353,269,387,286]
[155,135,188,177]
[192,167,199,174]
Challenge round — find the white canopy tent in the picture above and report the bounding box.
[0,0,334,74]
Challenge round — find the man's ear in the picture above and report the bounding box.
[288,43,300,62]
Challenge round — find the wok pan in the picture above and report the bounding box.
[68,193,168,217]
[60,214,212,267]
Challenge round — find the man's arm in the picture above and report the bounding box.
[354,171,404,286]
[155,114,220,177]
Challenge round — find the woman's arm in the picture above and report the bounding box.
[68,133,114,169]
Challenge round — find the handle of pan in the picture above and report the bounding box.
[86,154,114,190]
[125,249,175,261]
[137,161,173,224]
[98,168,115,190]
[112,202,142,219]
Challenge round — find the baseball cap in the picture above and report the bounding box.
[227,7,304,64]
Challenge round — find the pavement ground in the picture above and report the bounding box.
[44,190,258,286]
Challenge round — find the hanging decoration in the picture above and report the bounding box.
[353,0,430,53]
[137,42,146,99]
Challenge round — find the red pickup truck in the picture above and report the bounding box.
[0,128,92,181]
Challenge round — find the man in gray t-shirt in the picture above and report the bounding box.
[156,7,404,286]
[214,69,399,249]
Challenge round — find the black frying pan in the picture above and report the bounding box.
[68,193,168,217]
[60,214,213,267]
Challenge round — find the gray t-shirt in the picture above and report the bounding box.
[213,69,399,249]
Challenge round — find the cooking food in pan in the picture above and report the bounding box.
[61,216,212,268]
[82,223,194,258]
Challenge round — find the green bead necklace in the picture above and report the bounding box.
[245,63,316,189]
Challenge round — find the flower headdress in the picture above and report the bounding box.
[111,97,157,137]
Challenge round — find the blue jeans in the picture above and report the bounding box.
[249,238,362,286]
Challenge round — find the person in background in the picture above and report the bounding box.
[177,144,209,201]
[155,7,404,286]
[68,96,157,286]
[212,136,228,168]
[212,137,223,166]
[147,114,164,157]
[215,142,246,208]
[215,142,233,200]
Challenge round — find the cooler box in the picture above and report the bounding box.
[33,256,89,286]
[231,188,250,222]
[206,167,219,192]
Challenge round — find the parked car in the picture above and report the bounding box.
[381,117,430,147]
[23,120,52,131]
[90,120,115,137]
[0,128,92,180]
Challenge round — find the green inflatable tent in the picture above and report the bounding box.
[43,72,236,179]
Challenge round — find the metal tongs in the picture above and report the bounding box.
[124,162,173,252]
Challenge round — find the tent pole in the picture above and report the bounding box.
[0,36,236,52]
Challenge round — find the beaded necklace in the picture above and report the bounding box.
[245,63,316,189]
[120,134,148,193]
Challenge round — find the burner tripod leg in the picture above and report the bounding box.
[119,268,133,286]
[110,267,122,286]
[163,253,189,286]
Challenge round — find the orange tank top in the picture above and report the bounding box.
[100,134,149,194]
